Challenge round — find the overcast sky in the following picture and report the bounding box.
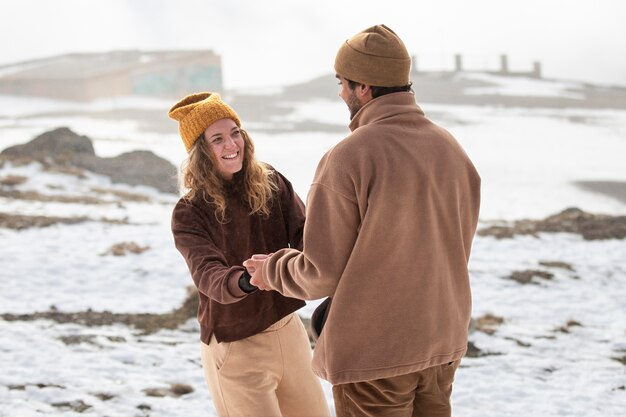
[1,0,624,90]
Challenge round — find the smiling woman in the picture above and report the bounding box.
[166,92,331,417]
[168,92,278,223]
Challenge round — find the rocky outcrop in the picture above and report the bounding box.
[478,207,626,240]
[0,127,178,194]
[81,150,177,194]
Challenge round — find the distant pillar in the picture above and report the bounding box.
[411,54,418,73]
[500,54,509,74]
[532,61,542,78]
[454,54,463,72]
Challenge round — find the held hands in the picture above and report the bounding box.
[243,254,271,291]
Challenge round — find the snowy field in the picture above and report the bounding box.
[1,75,626,416]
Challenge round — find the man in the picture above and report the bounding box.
[244,24,481,417]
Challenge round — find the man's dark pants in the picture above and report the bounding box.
[332,360,461,417]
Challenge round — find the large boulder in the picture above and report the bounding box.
[478,207,626,240]
[1,127,178,194]
[0,127,95,162]
[81,150,178,194]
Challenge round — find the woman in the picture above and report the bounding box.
[168,92,330,417]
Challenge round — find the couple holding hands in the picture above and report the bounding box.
[169,24,480,417]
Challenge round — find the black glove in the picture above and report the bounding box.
[238,269,258,293]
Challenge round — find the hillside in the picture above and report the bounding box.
[3,71,626,139]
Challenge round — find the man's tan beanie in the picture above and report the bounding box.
[334,24,411,87]
[168,92,241,152]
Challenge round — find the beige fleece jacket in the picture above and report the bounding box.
[261,92,481,384]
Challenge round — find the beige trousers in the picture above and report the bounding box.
[201,313,331,417]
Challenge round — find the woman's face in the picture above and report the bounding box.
[204,118,245,180]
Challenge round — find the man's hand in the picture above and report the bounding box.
[243,254,271,291]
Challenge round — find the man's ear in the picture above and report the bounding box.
[358,84,373,100]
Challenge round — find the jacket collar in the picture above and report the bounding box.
[348,92,424,132]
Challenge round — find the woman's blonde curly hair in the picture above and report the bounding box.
[180,129,277,223]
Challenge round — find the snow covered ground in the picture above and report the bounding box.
[1,75,625,416]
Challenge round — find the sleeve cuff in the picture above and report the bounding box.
[227,270,249,298]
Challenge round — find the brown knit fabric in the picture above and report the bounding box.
[168,92,241,152]
[334,24,411,87]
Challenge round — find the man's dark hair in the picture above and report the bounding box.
[346,79,413,98]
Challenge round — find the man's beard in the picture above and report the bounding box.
[348,90,362,119]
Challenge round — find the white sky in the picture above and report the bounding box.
[1,0,625,90]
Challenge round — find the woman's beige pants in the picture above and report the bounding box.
[201,313,331,417]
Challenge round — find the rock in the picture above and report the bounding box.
[58,334,99,345]
[101,241,150,256]
[470,313,504,335]
[0,127,94,162]
[506,269,554,284]
[78,150,178,194]
[465,341,486,358]
[0,127,178,194]
[0,174,28,186]
[143,387,168,398]
[613,355,626,366]
[538,260,575,271]
[93,392,115,401]
[478,207,626,240]
[554,319,583,334]
[0,213,89,230]
[170,383,194,396]
[143,383,193,398]
[51,399,92,413]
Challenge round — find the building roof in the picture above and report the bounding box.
[0,50,220,80]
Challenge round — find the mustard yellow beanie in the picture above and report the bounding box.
[168,92,241,152]
[334,24,411,87]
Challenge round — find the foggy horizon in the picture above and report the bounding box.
[1,0,625,90]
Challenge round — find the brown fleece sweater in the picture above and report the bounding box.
[171,169,305,343]
[261,92,481,384]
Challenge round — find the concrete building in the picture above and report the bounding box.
[0,50,223,101]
